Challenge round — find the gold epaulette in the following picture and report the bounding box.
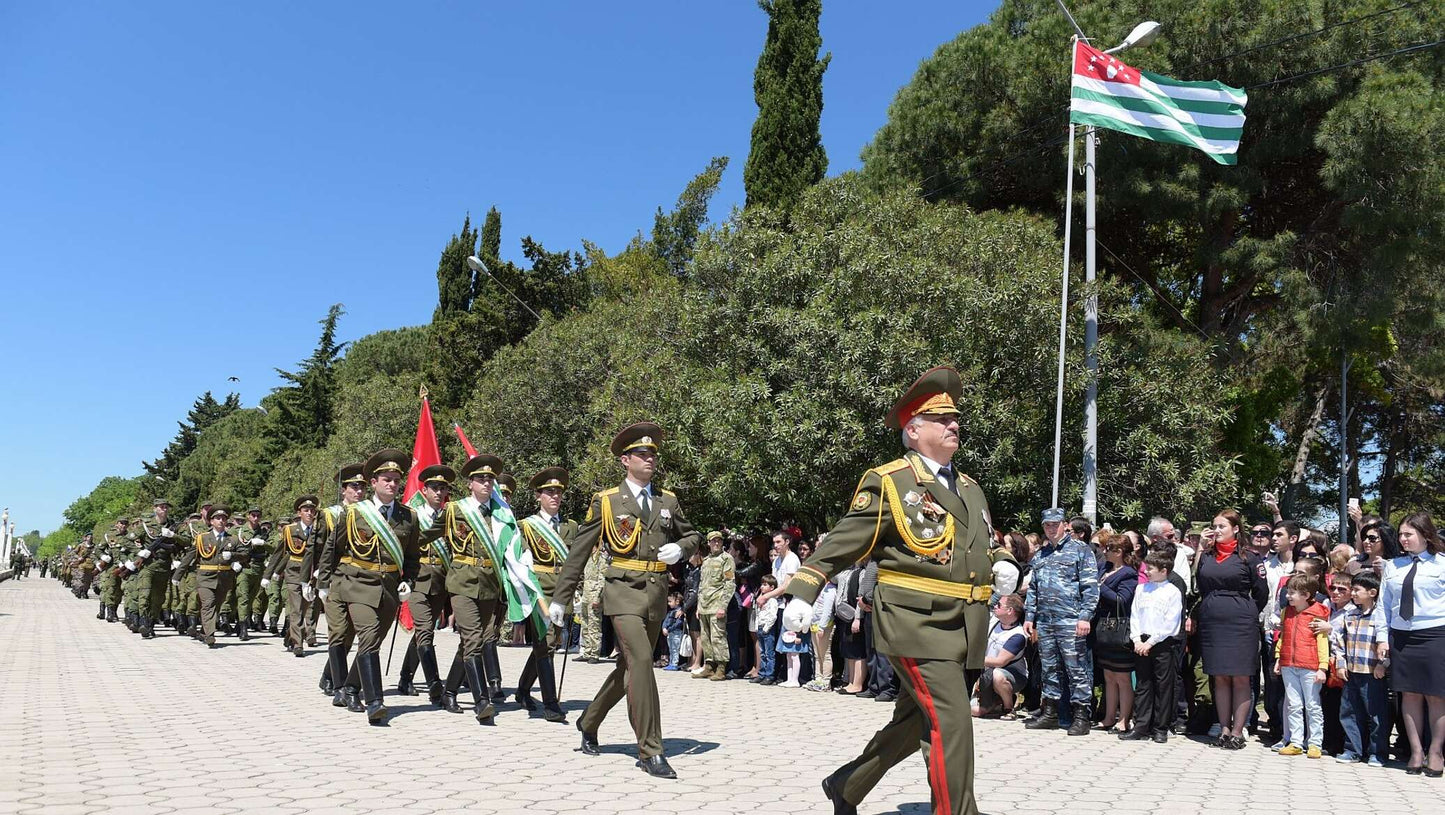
[599,487,621,496]
[870,458,911,478]
[659,488,677,498]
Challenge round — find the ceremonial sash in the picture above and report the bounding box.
[416,504,450,568]
[521,515,570,562]
[460,492,545,636]
[351,502,407,570]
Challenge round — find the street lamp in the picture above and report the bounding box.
[1050,1,1161,524]
[466,255,543,322]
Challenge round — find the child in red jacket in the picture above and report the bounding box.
[1275,573,1331,758]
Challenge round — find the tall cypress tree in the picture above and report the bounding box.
[743,0,830,213]
[432,215,477,320]
[480,206,501,261]
[142,391,241,484]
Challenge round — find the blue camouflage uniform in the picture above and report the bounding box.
[1024,534,1100,708]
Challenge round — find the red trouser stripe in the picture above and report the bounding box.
[900,657,951,815]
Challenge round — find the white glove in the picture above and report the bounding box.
[311,570,319,579]
[548,602,566,628]
[397,581,411,598]
[318,588,329,602]
[171,561,183,570]
[250,537,264,546]
[783,597,814,633]
[138,549,151,559]
[302,584,316,602]
[221,551,232,561]
[657,543,683,565]
[260,578,271,589]
[231,561,242,572]
[171,579,180,586]
[101,554,112,563]
[124,560,136,571]
[95,560,104,570]
[160,527,175,538]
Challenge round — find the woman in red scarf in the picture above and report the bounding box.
[1191,509,1271,748]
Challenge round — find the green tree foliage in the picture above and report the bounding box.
[265,304,347,449]
[433,215,478,320]
[37,527,78,560]
[480,206,502,265]
[653,157,729,278]
[175,409,270,511]
[860,0,1445,518]
[62,476,145,537]
[141,391,240,485]
[743,0,829,212]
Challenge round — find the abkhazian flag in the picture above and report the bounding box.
[1069,40,1246,165]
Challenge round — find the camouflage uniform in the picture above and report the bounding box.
[1023,534,1100,710]
[577,546,606,661]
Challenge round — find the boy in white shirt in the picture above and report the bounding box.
[1122,549,1183,743]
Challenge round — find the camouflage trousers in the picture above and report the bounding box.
[180,571,200,615]
[699,611,728,664]
[1037,620,1093,707]
[578,600,602,660]
[264,578,285,621]
[99,569,123,606]
[235,567,265,618]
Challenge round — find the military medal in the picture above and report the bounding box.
[659,508,672,521]
[902,490,922,507]
[616,515,636,538]
[919,493,945,522]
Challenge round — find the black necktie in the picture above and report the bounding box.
[550,516,561,532]
[381,504,391,521]
[1400,557,1421,620]
[639,489,652,519]
[937,466,958,495]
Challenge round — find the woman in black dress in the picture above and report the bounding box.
[1191,509,1269,749]
[1095,532,1139,732]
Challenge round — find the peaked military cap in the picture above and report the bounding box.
[336,463,366,485]
[209,504,231,518]
[294,495,319,512]
[187,512,202,520]
[152,498,171,507]
[460,454,504,481]
[1041,507,1066,523]
[529,466,569,492]
[247,507,262,515]
[611,421,663,457]
[886,366,963,430]
[497,473,516,497]
[363,448,410,480]
[419,464,457,486]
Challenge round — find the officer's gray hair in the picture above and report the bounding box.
[900,415,924,450]
[1146,516,1174,539]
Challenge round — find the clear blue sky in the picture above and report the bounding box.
[1,1,999,534]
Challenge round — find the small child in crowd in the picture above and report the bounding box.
[751,575,780,686]
[1122,549,1182,743]
[663,592,687,670]
[1330,571,1391,766]
[1275,574,1331,758]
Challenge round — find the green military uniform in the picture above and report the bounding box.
[231,511,270,640]
[72,536,96,600]
[514,466,577,722]
[96,523,136,622]
[262,519,288,632]
[134,500,185,639]
[263,497,323,656]
[577,547,606,661]
[552,422,700,778]
[176,505,241,647]
[696,532,735,680]
[175,515,205,637]
[316,449,421,725]
[396,465,453,703]
[787,367,993,815]
[440,454,511,724]
[316,464,366,700]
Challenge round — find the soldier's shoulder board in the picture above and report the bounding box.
[659,488,677,498]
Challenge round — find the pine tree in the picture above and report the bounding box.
[481,206,502,261]
[142,391,241,484]
[266,304,347,447]
[653,157,729,278]
[743,0,829,213]
[433,216,477,320]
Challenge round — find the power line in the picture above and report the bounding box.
[1177,0,1431,75]
[1246,38,1443,91]
[1095,239,1211,341]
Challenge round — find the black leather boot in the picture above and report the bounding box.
[1025,699,1059,730]
[140,616,155,639]
[482,642,505,703]
[237,619,249,642]
[396,639,419,695]
[359,651,388,725]
[324,646,344,700]
[516,651,538,711]
[419,645,443,705]
[465,656,495,724]
[344,660,363,712]
[97,601,106,620]
[537,654,566,723]
[1067,704,1092,736]
[441,651,464,712]
[107,605,118,623]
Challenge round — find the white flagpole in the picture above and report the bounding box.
[1051,39,1080,510]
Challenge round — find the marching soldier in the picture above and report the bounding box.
[394,464,454,704]
[315,463,366,700]
[550,422,701,779]
[781,367,994,815]
[440,454,511,724]
[134,499,184,639]
[73,534,96,600]
[96,520,134,623]
[695,530,735,680]
[486,472,520,687]
[577,545,606,663]
[514,466,575,723]
[263,518,288,634]
[263,496,323,657]
[175,511,206,639]
[228,508,268,641]
[176,504,241,648]
[316,449,420,726]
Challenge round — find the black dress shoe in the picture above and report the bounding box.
[874,692,896,703]
[1118,729,1149,741]
[636,755,676,779]
[821,773,857,815]
[856,689,876,699]
[1152,731,1169,744]
[577,718,600,755]
[516,692,538,712]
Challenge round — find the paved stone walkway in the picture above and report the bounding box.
[1,577,1438,814]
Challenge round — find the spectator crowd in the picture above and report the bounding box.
[623,504,1445,777]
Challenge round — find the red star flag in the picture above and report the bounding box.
[1069,40,1246,165]
[403,387,441,510]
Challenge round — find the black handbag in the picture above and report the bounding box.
[1095,575,1131,649]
